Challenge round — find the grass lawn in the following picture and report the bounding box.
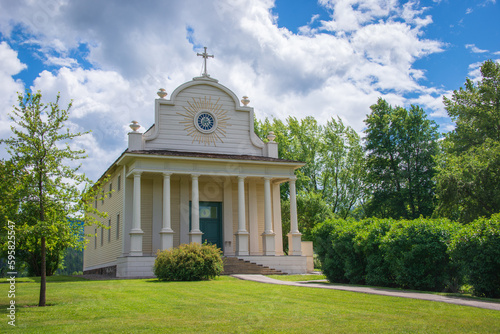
[1,276,499,333]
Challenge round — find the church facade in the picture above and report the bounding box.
[84,54,311,277]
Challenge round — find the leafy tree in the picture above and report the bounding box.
[1,91,106,306]
[364,99,439,219]
[435,60,500,222]
[321,117,366,219]
[255,116,366,250]
[56,247,84,275]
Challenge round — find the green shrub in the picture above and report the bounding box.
[450,214,500,298]
[381,218,460,291]
[314,217,462,292]
[354,218,393,287]
[153,243,223,281]
[333,221,366,284]
[312,219,349,283]
[313,219,366,284]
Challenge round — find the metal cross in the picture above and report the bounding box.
[197,47,214,77]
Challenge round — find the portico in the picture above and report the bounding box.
[119,151,302,259]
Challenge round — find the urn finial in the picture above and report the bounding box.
[157,88,167,99]
[241,96,250,106]
[129,120,141,132]
[267,131,276,142]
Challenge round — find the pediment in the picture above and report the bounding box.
[142,77,265,156]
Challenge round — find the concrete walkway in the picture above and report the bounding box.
[232,274,500,311]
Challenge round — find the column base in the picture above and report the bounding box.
[130,229,144,256]
[235,231,249,256]
[189,230,203,244]
[262,232,276,256]
[288,232,302,256]
[160,229,174,251]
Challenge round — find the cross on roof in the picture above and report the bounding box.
[197,47,214,77]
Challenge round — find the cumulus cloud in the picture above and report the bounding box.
[0,41,26,157]
[465,44,488,54]
[0,0,450,180]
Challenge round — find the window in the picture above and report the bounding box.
[117,175,121,191]
[94,228,97,249]
[109,183,112,198]
[101,226,104,246]
[116,214,120,239]
[94,198,97,208]
[108,219,111,243]
[101,190,104,205]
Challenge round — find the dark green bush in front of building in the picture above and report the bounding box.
[154,243,223,281]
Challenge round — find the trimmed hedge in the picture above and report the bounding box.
[153,243,223,281]
[313,216,500,297]
[381,219,460,291]
[450,214,500,298]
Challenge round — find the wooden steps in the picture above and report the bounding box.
[222,257,284,275]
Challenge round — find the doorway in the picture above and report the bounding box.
[190,201,223,250]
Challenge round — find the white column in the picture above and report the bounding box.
[248,181,259,255]
[235,176,249,255]
[262,177,275,255]
[189,174,203,244]
[130,171,144,256]
[288,177,302,255]
[223,179,234,256]
[272,182,284,255]
[160,172,174,250]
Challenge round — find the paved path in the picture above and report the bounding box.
[232,274,500,311]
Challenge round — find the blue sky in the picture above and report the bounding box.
[0,0,498,181]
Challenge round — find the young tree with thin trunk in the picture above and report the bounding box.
[1,91,106,306]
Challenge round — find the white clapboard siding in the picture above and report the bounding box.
[83,169,124,270]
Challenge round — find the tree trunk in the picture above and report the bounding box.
[38,235,46,306]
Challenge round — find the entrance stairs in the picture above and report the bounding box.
[222,257,284,275]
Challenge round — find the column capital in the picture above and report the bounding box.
[263,176,273,181]
[191,173,201,179]
[238,175,246,181]
[162,172,172,178]
[289,176,297,182]
[132,170,143,177]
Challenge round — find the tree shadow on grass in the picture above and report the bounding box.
[0,276,90,284]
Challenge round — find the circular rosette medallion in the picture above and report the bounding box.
[194,111,217,133]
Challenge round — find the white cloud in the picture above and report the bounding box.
[0,0,449,180]
[0,42,26,157]
[467,61,484,82]
[31,66,159,180]
[45,56,78,67]
[465,44,488,54]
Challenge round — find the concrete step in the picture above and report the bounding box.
[222,257,284,275]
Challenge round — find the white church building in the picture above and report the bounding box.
[84,49,312,277]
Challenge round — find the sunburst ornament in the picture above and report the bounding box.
[178,96,230,146]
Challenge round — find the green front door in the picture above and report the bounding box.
[191,202,223,250]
